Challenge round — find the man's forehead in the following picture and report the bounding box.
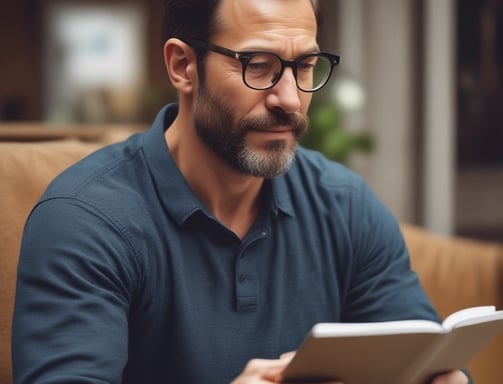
[217,0,316,27]
[214,0,318,44]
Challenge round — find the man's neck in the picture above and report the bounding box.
[164,116,264,239]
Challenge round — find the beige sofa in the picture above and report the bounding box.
[1,126,502,383]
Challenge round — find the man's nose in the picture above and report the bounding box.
[265,67,302,115]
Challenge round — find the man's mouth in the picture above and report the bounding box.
[252,125,294,133]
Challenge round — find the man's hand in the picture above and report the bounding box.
[230,352,343,383]
[231,354,467,384]
[431,370,469,384]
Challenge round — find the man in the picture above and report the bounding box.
[12,0,470,383]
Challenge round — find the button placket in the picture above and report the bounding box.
[235,247,256,310]
[234,231,268,311]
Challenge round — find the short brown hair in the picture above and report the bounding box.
[161,0,322,44]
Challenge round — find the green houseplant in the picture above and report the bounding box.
[301,97,373,165]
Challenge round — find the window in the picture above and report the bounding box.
[44,3,146,123]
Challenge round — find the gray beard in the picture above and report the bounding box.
[236,140,297,178]
[193,85,305,178]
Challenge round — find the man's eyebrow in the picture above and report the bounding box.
[304,44,321,52]
[237,44,321,54]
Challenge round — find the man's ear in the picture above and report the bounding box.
[163,38,198,94]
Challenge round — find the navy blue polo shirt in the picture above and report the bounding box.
[13,104,440,383]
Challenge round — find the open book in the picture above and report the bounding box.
[282,306,503,384]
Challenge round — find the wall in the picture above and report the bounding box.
[329,0,420,224]
[0,1,43,120]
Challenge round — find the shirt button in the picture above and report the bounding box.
[238,275,246,283]
[261,231,267,236]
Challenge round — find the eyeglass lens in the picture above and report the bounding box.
[244,53,332,91]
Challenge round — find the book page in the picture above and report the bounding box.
[312,319,443,338]
[442,306,495,330]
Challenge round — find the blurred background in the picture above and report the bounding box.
[0,0,502,242]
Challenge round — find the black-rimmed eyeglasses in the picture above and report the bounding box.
[182,37,340,92]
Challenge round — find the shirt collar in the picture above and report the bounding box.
[142,103,295,226]
[268,176,295,218]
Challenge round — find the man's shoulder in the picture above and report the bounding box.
[41,133,145,204]
[290,147,365,191]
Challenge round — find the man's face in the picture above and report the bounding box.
[193,80,309,179]
[192,0,317,178]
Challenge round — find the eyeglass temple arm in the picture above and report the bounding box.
[183,37,239,60]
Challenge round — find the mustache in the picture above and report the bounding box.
[238,112,309,138]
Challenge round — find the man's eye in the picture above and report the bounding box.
[247,62,271,72]
[298,62,315,72]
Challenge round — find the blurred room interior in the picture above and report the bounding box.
[1,0,502,243]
